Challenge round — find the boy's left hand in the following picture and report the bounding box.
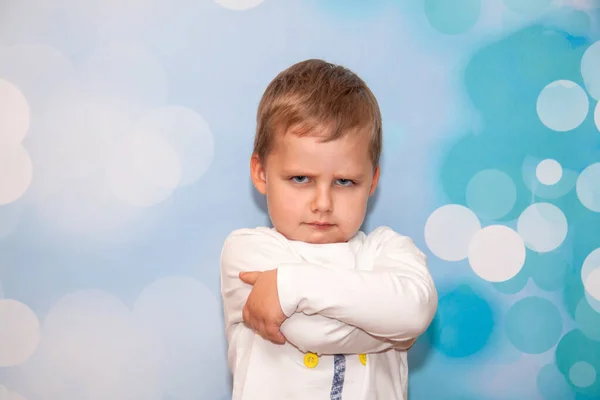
[240,269,287,345]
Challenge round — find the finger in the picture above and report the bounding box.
[250,318,260,334]
[246,309,260,333]
[266,324,286,345]
[239,271,260,285]
[274,332,286,344]
[255,320,269,341]
[245,311,258,331]
[258,320,275,343]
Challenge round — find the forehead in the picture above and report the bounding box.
[268,129,372,173]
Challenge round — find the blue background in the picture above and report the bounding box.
[0,0,600,399]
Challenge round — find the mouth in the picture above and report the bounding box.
[307,222,335,229]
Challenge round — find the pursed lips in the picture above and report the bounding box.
[306,222,335,229]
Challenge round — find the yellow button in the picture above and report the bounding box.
[304,352,319,368]
[359,353,367,365]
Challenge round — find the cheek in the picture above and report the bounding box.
[268,184,303,214]
[337,190,369,217]
[341,189,369,206]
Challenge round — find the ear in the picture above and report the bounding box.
[369,166,380,197]
[250,153,267,195]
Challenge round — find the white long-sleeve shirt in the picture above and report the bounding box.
[220,226,438,400]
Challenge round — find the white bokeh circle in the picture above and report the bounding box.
[468,225,526,282]
[214,0,266,10]
[0,45,75,114]
[134,106,215,186]
[27,166,145,237]
[29,95,127,185]
[584,269,600,303]
[0,201,23,239]
[569,361,597,388]
[565,0,600,10]
[517,203,568,252]
[581,40,600,100]
[595,102,600,132]
[0,299,41,367]
[536,80,589,131]
[521,155,578,199]
[106,131,182,207]
[465,169,517,220]
[0,79,30,146]
[36,289,162,399]
[0,144,33,205]
[77,42,168,107]
[576,163,600,212]
[13,281,229,399]
[424,204,481,261]
[582,248,600,302]
[0,386,27,400]
[536,159,562,185]
[43,289,135,362]
[132,276,229,399]
[23,96,147,236]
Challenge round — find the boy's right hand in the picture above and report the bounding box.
[240,269,287,345]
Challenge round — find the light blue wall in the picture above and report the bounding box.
[0,1,599,399]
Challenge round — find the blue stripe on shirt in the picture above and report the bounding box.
[330,354,346,400]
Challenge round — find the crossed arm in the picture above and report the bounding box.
[220,227,438,356]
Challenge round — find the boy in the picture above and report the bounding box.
[220,59,437,399]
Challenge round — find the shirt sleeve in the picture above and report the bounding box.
[220,228,400,355]
[280,312,415,356]
[220,228,289,331]
[276,226,438,342]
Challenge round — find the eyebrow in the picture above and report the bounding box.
[282,170,367,180]
[280,168,315,176]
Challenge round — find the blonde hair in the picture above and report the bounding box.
[253,59,382,167]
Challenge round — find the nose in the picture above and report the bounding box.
[311,185,333,213]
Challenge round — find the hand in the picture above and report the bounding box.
[240,269,287,345]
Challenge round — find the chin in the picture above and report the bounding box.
[275,225,350,244]
[305,237,333,244]
[305,232,348,244]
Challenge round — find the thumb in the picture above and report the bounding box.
[240,271,260,284]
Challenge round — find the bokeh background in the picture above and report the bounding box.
[1,0,599,399]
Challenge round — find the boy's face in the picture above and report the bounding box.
[251,128,379,244]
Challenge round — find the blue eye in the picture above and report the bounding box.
[291,176,309,183]
[336,179,354,186]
